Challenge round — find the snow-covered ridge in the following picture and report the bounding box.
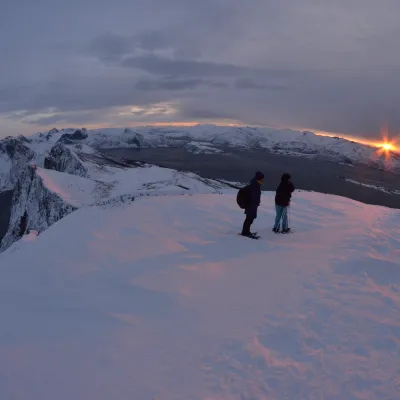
[0,156,235,251]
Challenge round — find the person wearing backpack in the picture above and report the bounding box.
[273,173,295,234]
[238,171,264,238]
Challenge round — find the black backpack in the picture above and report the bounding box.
[236,185,250,209]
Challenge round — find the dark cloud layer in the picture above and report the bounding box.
[1,0,400,139]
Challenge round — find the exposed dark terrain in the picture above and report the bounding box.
[103,147,400,209]
[0,190,13,242]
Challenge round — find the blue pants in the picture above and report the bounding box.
[274,205,288,231]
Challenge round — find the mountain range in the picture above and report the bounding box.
[1,125,398,192]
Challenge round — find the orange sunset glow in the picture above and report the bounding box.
[311,126,399,152]
[374,125,399,157]
[375,140,397,163]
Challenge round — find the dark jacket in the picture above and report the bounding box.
[275,177,295,207]
[245,178,261,218]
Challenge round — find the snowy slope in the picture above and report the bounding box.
[0,162,233,251]
[1,191,399,400]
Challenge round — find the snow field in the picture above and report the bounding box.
[1,191,399,399]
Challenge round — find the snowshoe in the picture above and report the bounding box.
[240,232,260,239]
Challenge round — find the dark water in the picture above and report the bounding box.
[103,147,400,209]
[1,148,398,243]
[0,190,12,242]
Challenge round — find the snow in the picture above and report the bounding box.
[1,190,399,400]
[29,129,68,153]
[33,164,230,207]
[4,230,38,254]
[345,178,400,195]
[35,168,98,207]
[107,167,228,198]
[186,141,224,154]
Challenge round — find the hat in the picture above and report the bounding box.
[255,171,264,180]
[281,173,291,181]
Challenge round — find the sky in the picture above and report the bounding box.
[1,0,400,142]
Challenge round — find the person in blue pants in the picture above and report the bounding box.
[273,173,295,234]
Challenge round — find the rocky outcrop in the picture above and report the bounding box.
[86,128,146,149]
[44,142,88,177]
[0,136,35,191]
[0,165,78,252]
[123,128,144,148]
[58,129,89,144]
[0,189,13,243]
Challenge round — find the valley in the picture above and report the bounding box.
[103,147,400,209]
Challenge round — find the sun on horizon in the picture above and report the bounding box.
[375,124,399,154]
[375,137,398,162]
[381,142,394,152]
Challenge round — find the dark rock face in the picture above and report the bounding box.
[0,137,34,160]
[123,128,144,148]
[58,129,89,144]
[0,137,36,191]
[0,190,13,242]
[44,143,88,177]
[38,128,60,141]
[17,135,31,143]
[19,210,28,238]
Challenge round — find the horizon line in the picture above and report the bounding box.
[4,121,396,150]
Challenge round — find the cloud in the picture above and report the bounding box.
[177,106,238,122]
[121,55,264,78]
[135,77,227,91]
[86,32,136,62]
[235,78,286,91]
[1,0,400,140]
[20,102,180,127]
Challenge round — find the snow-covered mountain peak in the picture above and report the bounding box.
[57,128,89,144]
[0,135,33,159]
[43,142,89,178]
